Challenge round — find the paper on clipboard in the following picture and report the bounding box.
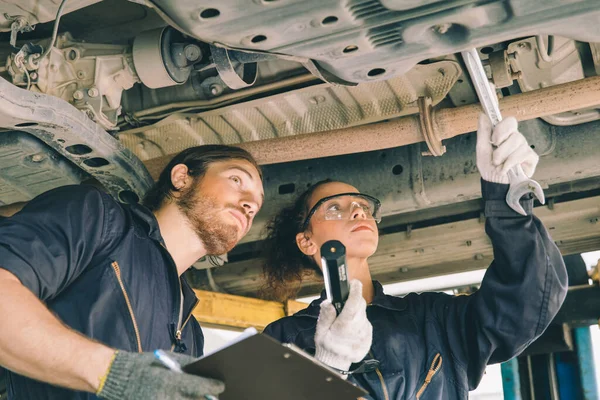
[200,327,259,359]
[183,328,367,400]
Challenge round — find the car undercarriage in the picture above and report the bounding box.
[0,0,599,307]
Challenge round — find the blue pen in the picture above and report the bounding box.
[154,349,183,373]
[153,350,218,400]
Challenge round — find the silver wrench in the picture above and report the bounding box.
[461,48,545,215]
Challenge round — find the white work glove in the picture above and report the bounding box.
[476,113,539,184]
[314,280,373,374]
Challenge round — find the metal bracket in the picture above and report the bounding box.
[409,143,432,207]
[418,96,446,156]
[4,14,34,47]
[210,45,258,90]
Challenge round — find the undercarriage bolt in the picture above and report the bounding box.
[433,23,452,34]
[73,90,84,100]
[88,87,99,97]
[184,44,202,62]
[210,84,222,96]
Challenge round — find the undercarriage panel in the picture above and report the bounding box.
[0,131,84,205]
[150,0,600,84]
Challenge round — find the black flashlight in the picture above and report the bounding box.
[321,240,350,315]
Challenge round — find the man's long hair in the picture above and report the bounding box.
[142,145,261,211]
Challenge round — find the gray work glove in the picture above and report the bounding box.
[97,350,224,400]
[314,280,373,374]
[476,114,539,184]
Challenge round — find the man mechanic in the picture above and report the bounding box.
[0,145,264,399]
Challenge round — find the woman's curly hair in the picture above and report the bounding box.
[260,180,334,301]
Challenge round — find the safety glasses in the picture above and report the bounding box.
[301,193,382,232]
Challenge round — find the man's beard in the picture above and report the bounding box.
[176,186,240,255]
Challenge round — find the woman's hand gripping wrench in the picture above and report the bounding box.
[461,48,545,215]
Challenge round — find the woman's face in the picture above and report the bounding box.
[296,182,379,262]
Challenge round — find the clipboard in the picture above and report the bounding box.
[183,331,367,400]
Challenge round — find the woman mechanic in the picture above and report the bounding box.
[262,115,568,399]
